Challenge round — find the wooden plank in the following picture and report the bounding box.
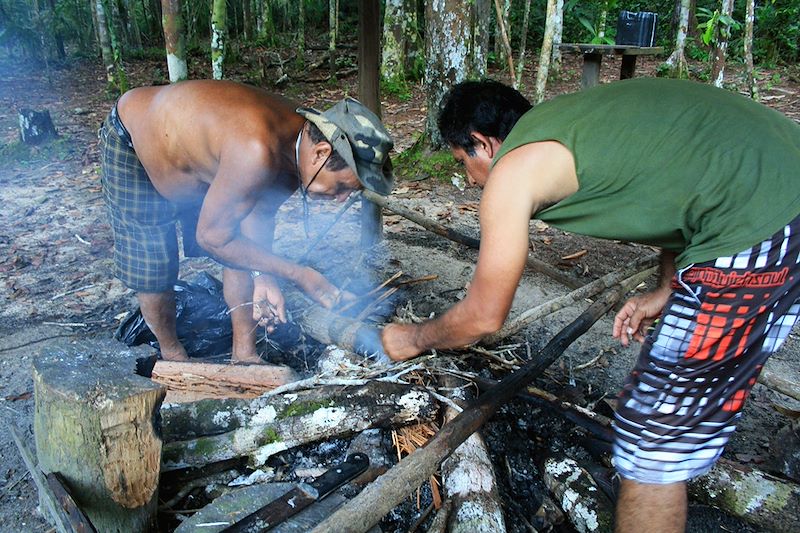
[558,43,663,56]
[152,361,300,402]
[582,52,602,89]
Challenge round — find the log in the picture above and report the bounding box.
[440,376,506,532]
[758,367,800,402]
[33,340,165,532]
[162,381,438,471]
[10,424,96,533]
[151,361,300,403]
[310,279,639,533]
[482,255,658,345]
[362,189,583,289]
[542,456,614,533]
[688,458,800,532]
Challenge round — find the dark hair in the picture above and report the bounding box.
[438,79,532,155]
[306,121,349,171]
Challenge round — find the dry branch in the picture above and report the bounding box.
[362,189,583,289]
[309,278,639,533]
[482,255,658,345]
[161,381,438,471]
[542,456,614,533]
[151,361,299,403]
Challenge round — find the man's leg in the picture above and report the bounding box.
[616,479,686,533]
[137,291,189,361]
[223,268,262,363]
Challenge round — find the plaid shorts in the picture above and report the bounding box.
[99,108,203,292]
[613,214,800,484]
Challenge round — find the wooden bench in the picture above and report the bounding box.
[557,43,663,89]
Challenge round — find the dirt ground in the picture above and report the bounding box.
[2,47,800,533]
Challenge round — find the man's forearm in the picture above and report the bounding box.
[408,298,503,353]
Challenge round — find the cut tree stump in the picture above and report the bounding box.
[161,381,438,470]
[151,360,300,403]
[33,339,165,533]
[18,108,58,144]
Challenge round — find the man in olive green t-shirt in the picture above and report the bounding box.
[381,79,800,533]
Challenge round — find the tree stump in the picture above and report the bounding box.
[33,339,166,532]
[18,108,58,144]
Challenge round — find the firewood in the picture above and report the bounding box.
[309,278,639,533]
[161,381,439,471]
[542,456,614,533]
[362,189,584,289]
[688,458,800,531]
[33,340,165,532]
[441,376,506,532]
[482,255,658,345]
[151,361,300,403]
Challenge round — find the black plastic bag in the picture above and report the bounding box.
[114,272,233,358]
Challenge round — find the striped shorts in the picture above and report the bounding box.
[99,109,203,292]
[613,214,800,484]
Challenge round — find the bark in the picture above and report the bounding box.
[33,340,164,532]
[124,0,143,50]
[242,0,252,40]
[105,0,129,93]
[744,0,758,100]
[514,0,532,89]
[711,0,735,88]
[596,1,609,42]
[665,0,691,78]
[542,456,615,533]
[381,0,406,82]
[482,255,658,345]
[688,458,800,531]
[492,0,514,76]
[362,188,584,289]
[309,281,639,533]
[260,0,274,43]
[425,0,470,148]
[161,0,188,82]
[18,108,58,145]
[551,0,563,75]
[441,377,506,532]
[95,0,116,89]
[535,0,558,103]
[296,0,305,67]
[161,381,438,470]
[211,0,226,79]
[150,361,300,403]
[328,0,337,77]
[471,0,491,77]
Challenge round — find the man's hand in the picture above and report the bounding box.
[613,287,671,347]
[381,323,423,361]
[296,266,354,309]
[252,274,286,332]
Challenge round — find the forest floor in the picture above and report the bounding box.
[1,43,800,533]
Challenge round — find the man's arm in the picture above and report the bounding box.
[382,141,578,360]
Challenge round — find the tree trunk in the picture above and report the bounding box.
[296,0,305,67]
[471,0,491,77]
[666,0,691,78]
[551,0,564,75]
[242,0,252,41]
[711,0,735,87]
[33,340,165,532]
[105,0,129,93]
[381,0,406,82]
[211,0,226,79]
[124,0,143,50]
[535,0,558,104]
[18,108,58,144]
[493,0,511,68]
[597,0,609,42]
[161,0,187,82]
[514,0,532,89]
[744,0,758,100]
[492,0,515,76]
[95,0,119,91]
[260,0,274,43]
[425,0,470,148]
[329,0,338,77]
[161,381,438,470]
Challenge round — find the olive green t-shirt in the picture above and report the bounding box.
[493,78,800,268]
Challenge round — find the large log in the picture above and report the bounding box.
[310,279,638,533]
[33,340,165,532]
[162,381,438,470]
[689,457,800,532]
[542,456,614,533]
[151,360,300,403]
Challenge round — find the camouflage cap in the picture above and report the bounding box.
[297,98,394,195]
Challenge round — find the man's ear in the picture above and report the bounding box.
[469,131,502,158]
[312,141,333,165]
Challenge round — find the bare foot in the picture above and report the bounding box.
[160,345,190,362]
[231,353,266,365]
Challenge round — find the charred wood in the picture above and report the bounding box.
[542,456,614,533]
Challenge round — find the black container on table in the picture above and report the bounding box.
[616,11,658,47]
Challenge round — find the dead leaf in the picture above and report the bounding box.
[561,249,588,261]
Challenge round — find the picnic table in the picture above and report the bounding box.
[557,43,663,90]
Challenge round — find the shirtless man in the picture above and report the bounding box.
[381,79,800,532]
[99,80,393,363]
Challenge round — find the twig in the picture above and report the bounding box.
[573,351,604,371]
[50,284,96,301]
[41,322,87,328]
[337,271,403,314]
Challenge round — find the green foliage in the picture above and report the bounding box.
[395,137,461,183]
[0,136,73,166]
[753,0,800,65]
[382,76,412,101]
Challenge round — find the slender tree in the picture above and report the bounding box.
[328,0,337,77]
[494,0,511,68]
[514,0,532,88]
[425,0,470,147]
[711,0,735,87]
[535,0,558,103]
[95,0,116,90]
[211,0,226,79]
[492,0,514,75]
[471,0,491,77]
[296,0,305,67]
[124,0,143,50]
[242,0,252,40]
[666,0,691,78]
[105,0,129,92]
[744,0,758,99]
[551,0,563,75]
[161,0,188,82]
[381,0,406,82]
[259,0,275,43]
